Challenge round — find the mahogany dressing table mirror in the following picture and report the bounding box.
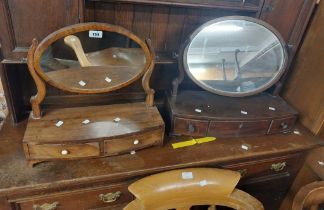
[23,23,164,167]
[167,16,297,138]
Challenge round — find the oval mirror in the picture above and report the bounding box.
[183,16,288,97]
[33,23,151,93]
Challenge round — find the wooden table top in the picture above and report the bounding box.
[0,117,321,197]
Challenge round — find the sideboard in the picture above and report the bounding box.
[0,117,321,210]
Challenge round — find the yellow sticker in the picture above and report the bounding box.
[195,137,216,144]
[172,139,196,149]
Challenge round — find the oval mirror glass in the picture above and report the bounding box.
[184,17,287,97]
[34,23,150,93]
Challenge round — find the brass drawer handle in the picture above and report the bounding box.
[271,162,287,172]
[99,191,121,203]
[237,169,248,177]
[33,202,59,210]
[188,123,195,133]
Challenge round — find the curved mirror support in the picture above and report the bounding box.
[183,17,287,97]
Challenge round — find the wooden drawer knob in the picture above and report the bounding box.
[133,139,140,145]
[99,191,121,203]
[33,202,59,210]
[61,149,69,155]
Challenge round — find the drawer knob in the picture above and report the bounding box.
[61,149,69,155]
[280,122,288,129]
[271,162,287,172]
[33,202,59,210]
[99,191,121,203]
[133,139,140,145]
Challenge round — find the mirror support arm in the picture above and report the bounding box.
[142,39,155,107]
[27,39,46,119]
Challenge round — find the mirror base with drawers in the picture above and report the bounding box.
[167,91,297,138]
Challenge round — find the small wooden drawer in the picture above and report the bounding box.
[222,153,303,179]
[208,120,271,137]
[15,182,132,210]
[173,117,209,136]
[26,142,100,159]
[104,128,163,156]
[268,117,297,134]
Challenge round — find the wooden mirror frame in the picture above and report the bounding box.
[172,16,288,98]
[27,22,156,119]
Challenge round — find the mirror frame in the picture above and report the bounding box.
[33,22,152,94]
[182,16,288,97]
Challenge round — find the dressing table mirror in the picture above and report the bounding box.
[167,16,297,138]
[23,23,164,167]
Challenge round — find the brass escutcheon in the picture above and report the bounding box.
[99,191,121,203]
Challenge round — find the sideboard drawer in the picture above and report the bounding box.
[173,117,209,136]
[208,120,271,137]
[222,153,303,178]
[26,142,100,159]
[268,117,297,134]
[16,182,132,210]
[104,128,164,156]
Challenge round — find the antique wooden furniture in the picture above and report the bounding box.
[292,181,324,210]
[280,147,324,210]
[0,118,321,210]
[167,16,298,138]
[124,168,264,210]
[0,0,317,124]
[23,22,164,167]
[283,0,324,139]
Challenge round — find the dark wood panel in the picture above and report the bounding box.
[260,0,305,42]
[283,1,324,138]
[0,0,80,60]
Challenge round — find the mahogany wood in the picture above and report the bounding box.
[0,0,317,123]
[283,0,324,138]
[23,102,165,166]
[167,91,298,137]
[0,117,321,209]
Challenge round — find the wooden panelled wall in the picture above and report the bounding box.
[84,2,256,54]
[0,0,317,123]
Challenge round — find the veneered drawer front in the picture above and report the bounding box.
[208,120,271,137]
[173,117,209,137]
[26,142,100,159]
[222,153,303,179]
[268,116,297,134]
[16,182,132,210]
[104,128,163,156]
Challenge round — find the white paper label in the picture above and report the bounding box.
[199,180,207,186]
[82,119,90,124]
[241,144,249,151]
[105,77,112,83]
[268,107,276,111]
[78,80,86,86]
[182,172,193,179]
[55,120,64,127]
[240,110,248,115]
[89,30,103,38]
[318,161,324,166]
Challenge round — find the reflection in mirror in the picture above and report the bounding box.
[40,30,146,90]
[185,18,286,96]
